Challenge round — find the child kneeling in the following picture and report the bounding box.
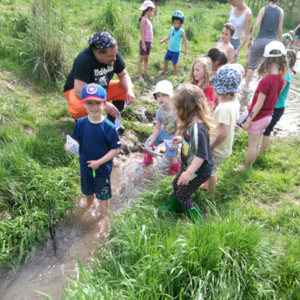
[141,80,179,175]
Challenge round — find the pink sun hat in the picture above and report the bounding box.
[139,1,155,11]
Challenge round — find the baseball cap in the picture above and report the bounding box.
[81,83,107,103]
[210,65,241,94]
[263,41,286,58]
[139,1,155,11]
[153,80,174,98]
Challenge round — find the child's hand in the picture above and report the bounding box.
[64,144,68,152]
[151,45,153,49]
[184,50,187,56]
[147,141,153,148]
[160,39,164,44]
[87,160,100,170]
[177,171,191,186]
[142,45,147,52]
[242,120,251,131]
[172,136,182,144]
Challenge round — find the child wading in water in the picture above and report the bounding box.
[159,11,187,77]
[140,80,179,175]
[138,1,155,82]
[66,84,122,218]
[161,85,214,222]
[215,23,235,64]
[237,41,288,170]
[190,57,217,112]
[261,50,296,151]
[204,65,241,192]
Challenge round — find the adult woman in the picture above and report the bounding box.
[293,21,300,54]
[245,0,284,87]
[228,0,252,61]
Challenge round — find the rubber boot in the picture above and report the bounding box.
[184,205,203,223]
[168,160,179,176]
[160,192,184,213]
[140,150,153,164]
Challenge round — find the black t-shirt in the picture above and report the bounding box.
[296,24,300,36]
[181,122,214,176]
[63,47,125,92]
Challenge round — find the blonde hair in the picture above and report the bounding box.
[257,50,289,78]
[172,84,212,134]
[189,57,213,89]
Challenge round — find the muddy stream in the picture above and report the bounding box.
[0,54,299,300]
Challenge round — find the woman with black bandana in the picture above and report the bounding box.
[64,31,135,124]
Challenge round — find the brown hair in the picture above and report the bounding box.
[257,50,289,78]
[286,50,297,74]
[206,47,228,71]
[189,57,213,89]
[223,23,235,36]
[172,84,212,134]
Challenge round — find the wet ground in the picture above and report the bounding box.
[0,54,299,300]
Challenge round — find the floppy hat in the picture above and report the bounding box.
[263,41,286,58]
[210,65,241,94]
[139,1,155,11]
[81,83,107,103]
[153,80,174,98]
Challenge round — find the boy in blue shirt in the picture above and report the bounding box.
[159,11,187,77]
[66,83,122,217]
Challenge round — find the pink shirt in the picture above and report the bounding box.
[248,74,284,121]
[142,16,153,42]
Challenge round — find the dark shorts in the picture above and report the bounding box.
[164,49,180,64]
[81,168,112,200]
[139,40,152,56]
[263,107,285,136]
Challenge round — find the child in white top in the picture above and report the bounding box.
[205,65,241,192]
[215,23,235,64]
[140,80,179,175]
[138,1,155,82]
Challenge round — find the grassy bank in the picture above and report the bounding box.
[62,135,300,299]
[0,0,299,298]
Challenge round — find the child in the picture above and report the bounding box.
[205,65,241,192]
[215,23,235,64]
[159,11,187,77]
[237,41,288,170]
[140,80,179,175]
[138,1,155,82]
[207,47,228,74]
[161,85,214,222]
[189,57,217,111]
[261,50,296,151]
[66,83,122,217]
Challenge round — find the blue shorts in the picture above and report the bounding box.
[295,35,300,39]
[230,38,241,60]
[164,49,180,64]
[148,129,176,157]
[81,168,111,200]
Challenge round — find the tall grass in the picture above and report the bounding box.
[21,0,68,86]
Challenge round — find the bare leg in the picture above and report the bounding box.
[207,175,217,193]
[144,54,149,73]
[173,63,178,76]
[138,56,145,81]
[245,68,254,86]
[243,132,262,168]
[99,199,110,219]
[261,135,271,152]
[168,156,177,165]
[294,39,300,53]
[85,194,94,209]
[159,60,168,75]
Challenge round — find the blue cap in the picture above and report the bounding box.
[81,83,107,103]
[210,65,241,94]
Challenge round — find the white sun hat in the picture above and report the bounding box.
[139,1,155,11]
[263,41,286,58]
[153,80,174,98]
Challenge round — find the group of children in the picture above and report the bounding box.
[65,4,297,223]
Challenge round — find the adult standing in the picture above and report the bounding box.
[228,0,252,62]
[293,21,300,54]
[245,0,284,87]
[64,31,135,123]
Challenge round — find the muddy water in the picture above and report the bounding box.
[238,52,300,136]
[0,153,171,300]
